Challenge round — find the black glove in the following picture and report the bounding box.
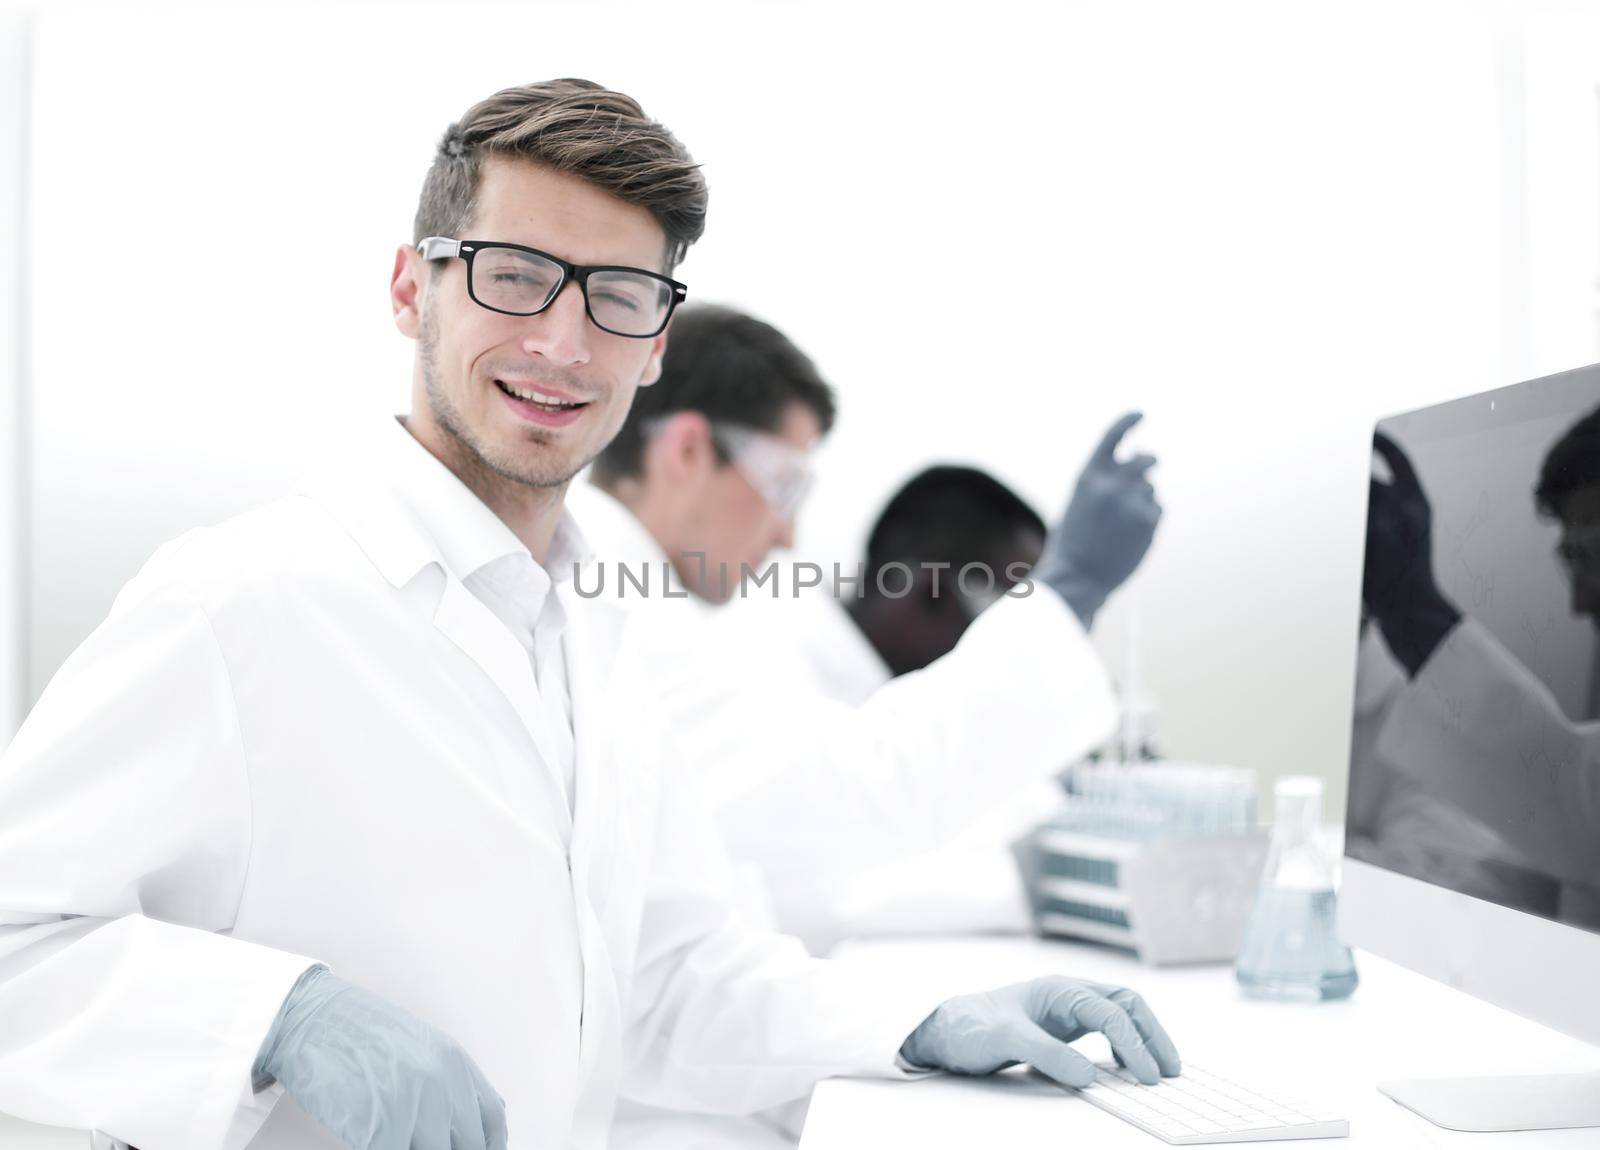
[1364,432,1460,675]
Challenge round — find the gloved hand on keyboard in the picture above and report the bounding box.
[252,966,509,1150]
[898,975,1182,1089]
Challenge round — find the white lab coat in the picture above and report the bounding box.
[1346,623,1555,909]
[566,483,1119,949]
[716,589,1058,952]
[568,484,1116,1150]
[1375,617,1600,922]
[754,582,894,708]
[0,421,943,1150]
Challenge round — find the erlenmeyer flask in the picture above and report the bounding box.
[1234,777,1358,1001]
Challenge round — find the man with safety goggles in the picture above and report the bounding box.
[571,305,1161,904]
[575,304,828,604]
[571,303,1162,1148]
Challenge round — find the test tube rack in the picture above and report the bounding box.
[1013,774,1270,966]
[1013,827,1268,965]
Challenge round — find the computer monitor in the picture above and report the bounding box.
[1339,362,1600,1132]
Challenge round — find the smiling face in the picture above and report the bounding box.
[393,156,671,494]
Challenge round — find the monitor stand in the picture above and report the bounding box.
[1380,1072,1600,1132]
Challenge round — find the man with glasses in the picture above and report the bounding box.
[0,80,1181,1150]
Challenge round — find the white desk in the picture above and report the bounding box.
[6,936,1596,1149]
[801,935,1600,1149]
[0,1113,83,1149]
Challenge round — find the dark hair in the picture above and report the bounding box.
[414,78,706,270]
[591,303,836,484]
[863,466,1047,585]
[1536,404,1600,519]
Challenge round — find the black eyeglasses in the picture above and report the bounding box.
[417,237,687,338]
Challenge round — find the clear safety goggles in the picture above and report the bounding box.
[709,423,815,520]
[644,416,815,519]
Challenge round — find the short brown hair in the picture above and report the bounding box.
[413,78,707,270]
[592,303,836,486]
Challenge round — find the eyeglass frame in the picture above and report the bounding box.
[416,236,688,339]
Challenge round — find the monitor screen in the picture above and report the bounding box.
[1346,366,1600,937]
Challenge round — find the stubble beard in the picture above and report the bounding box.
[418,302,598,492]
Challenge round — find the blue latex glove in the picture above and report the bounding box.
[899,976,1182,1089]
[1033,411,1162,628]
[252,966,508,1150]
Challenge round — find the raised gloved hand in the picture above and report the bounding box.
[899,975,1182,1089]
[252,966,508,1150]
[1364,431,1460,676]
[1033,412,1162,628]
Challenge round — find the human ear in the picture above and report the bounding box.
[635,312,673,388]
[391,244,425,339]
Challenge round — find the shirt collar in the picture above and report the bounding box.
[381,415,591,586]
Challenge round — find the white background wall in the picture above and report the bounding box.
[1520,9,1600,379]
[0,2,27,747]
[11,0,1600,817]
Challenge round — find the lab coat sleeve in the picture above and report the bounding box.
[0,543,318,1150]
[620,747,953,1116]
[711,586,1117,881]
[1376,617,1600,886]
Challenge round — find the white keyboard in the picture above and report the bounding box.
[1065,1062,1349,1143]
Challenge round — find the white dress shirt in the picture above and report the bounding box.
[390,418,586,810]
